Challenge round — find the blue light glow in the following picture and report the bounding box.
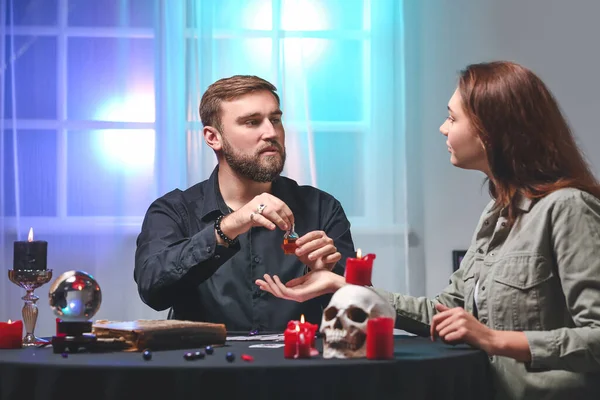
[94,94,155,170]
[95,129,155,170]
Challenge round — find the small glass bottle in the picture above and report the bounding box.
[282,223,299,255]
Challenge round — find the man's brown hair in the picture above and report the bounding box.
[199,75,280,131]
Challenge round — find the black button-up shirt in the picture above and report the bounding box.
[134,167,355,332]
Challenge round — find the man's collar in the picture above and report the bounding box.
[198,166,228,221]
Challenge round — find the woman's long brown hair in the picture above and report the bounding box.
[458,61,600,224]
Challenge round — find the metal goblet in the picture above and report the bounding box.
[8,269,53,347]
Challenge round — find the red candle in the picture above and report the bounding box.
[284,321,298,359]
[366,317,394,360]
[345,249,376,286]
[299,315,319,356]
[298,315,315,348]
[286,316,319,358]
[307,323,317,349]
[296,330,311,358]
[0,320,23,349]
[308,322,319,356]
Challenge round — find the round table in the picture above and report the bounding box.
[0,335,492,400]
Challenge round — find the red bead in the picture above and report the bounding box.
[241,354,254,362]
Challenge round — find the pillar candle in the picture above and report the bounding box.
[307,323,317,349]
[13,228,47,271]
[366,317,395,360]
[284,321,298,359]
[0,320,23,349]
[296,331,311,358]
[345,249,376,286]
[298,315,317,348]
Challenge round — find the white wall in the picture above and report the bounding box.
[408,0,600,296]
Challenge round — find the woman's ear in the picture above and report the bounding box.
[203,126,222,151]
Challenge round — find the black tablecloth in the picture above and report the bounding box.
[0,335,492,400]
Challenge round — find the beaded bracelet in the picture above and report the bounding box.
[214,214,237,246]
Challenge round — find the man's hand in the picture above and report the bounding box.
[255,269,346,302]
[218,193,294,242]
[294,231,341,271]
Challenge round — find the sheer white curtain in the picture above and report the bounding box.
[1,0,410,337]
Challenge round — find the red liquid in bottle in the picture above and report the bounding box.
[282,238,298,255]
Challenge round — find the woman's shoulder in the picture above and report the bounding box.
[539,187,600,206]
[534,188,600,219]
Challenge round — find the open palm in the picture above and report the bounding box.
[255,269,344,302]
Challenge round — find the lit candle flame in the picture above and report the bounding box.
[300,314,305,324]
[28,227,34,242]
[295,324,300,333]
[8,319,12,324]
[356,248,362,259]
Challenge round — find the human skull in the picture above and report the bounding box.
[320,285,395,359]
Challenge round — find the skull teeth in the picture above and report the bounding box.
[322,328,366,351]
[324,329,349,343]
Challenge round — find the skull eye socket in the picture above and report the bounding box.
[346,306,368,323]
[324,306,339,321]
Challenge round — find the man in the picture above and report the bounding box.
[134,75,355,332]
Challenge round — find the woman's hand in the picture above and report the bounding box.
[431,303,497,353]
[431,303,532,361]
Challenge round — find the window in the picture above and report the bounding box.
[3,0,157,233]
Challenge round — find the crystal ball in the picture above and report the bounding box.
[48,271,102,321]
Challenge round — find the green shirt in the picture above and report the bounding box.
[376,188,600,399]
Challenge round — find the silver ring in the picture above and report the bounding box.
[257,204,266,214]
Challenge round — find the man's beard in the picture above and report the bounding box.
[221,137,286,183]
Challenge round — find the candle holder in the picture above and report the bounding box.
[8,269,53,347]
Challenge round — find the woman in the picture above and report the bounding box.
[256,61,600,399]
